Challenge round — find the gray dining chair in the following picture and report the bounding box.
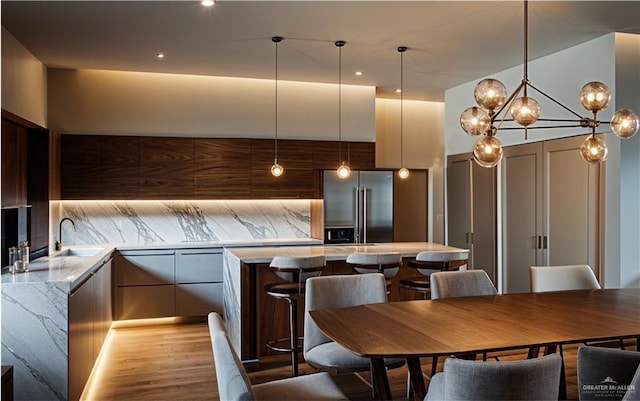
[430,269,497,300]
[207,312,348,401]
[577,346,640,401]
[429,269,497,375]
[303,273,405,397]
[424,353,562,401]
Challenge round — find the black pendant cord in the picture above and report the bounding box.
[339,44,342,163]
[398,46,407,167]
[272,36,283,164]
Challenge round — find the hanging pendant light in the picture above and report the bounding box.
[335,40,351,179]
[459,0,638,168]
[397,46,409,180]
[270,36,284,177]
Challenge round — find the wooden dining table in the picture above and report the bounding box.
[309,288,640,400]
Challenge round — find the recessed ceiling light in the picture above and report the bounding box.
[395,89,402,93]
[355,71,364,76]
[201,0,215,6]
[155,52,165,59]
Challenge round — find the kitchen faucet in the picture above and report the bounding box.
[55,217,77,251]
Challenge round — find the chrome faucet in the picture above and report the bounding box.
[55,217,77,251]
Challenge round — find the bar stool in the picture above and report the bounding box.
[399,250,469,299]
[346,252,402,293]
[265,255,326,377]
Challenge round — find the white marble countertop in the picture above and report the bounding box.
[225,242,468,263]
[0,238,323,290]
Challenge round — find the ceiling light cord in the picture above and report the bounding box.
[270,36,284,177]
[335,40,350,179]
[397,46,409,180]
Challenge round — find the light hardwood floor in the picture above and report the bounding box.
[82,321,634,400]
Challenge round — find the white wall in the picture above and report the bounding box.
[445,33,617,156]
[615,33,640,288]
[375,98,446,243]
[47,68,376,141]
[1,27,47,127]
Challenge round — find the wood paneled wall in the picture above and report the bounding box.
[61,135,375,200]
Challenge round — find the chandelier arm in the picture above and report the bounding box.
[497,124,586,130]
[525,81,584,119]
[491,80,526,124]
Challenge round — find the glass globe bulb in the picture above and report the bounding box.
[580,136,608,164]
[610,108,639,139]
[271,162,284,177]
[472,136,503,168]
[474,78,507,112]
[337,162,351,179]
[460,106,491,136]
[580,81,611,113]
[398,167,409,179]
[510,97,541,126]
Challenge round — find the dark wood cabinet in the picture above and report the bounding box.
[1,111,54,256]
[1,119,28,208]
[139,137,194,199]
[60,135,376,200]
[195,138,251,199]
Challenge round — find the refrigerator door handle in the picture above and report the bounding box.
[362,186,368,244]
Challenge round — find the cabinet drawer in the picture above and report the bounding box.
[116,285,175,320]
[175,250,223,284]
[176,283,223,316]
[116,252,175,286]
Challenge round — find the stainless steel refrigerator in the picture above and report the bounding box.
[323,170,393,244]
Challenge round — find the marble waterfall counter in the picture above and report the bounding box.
[1,238,321,401]
[222,242,468,361]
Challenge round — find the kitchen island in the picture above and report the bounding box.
[222,242,468,361]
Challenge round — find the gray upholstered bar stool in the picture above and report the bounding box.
[265,255,326,377]
[346,252,402,293]
[399,250,469,299]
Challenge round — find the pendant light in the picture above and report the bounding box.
[270,36,284,177]
[397,46,409,180]
[460,0,638,167]
[335,40,351,179]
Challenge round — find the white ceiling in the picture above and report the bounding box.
[2,1,639,101]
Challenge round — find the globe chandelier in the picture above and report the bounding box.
[460,0,639,168]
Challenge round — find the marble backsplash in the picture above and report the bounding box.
[56,200,317,245]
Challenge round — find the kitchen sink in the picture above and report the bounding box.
[53,247,103,257]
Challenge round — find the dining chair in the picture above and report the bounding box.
[577,346,640,401]
[303,273,405,397]
[207,312,348,401]
[424,353,562,401]
[430,269,497,300]
[428,269,498,376]
[346,252,402,293]
[399,250,469,298]
[264,255,326,376]
[530,264,600,292]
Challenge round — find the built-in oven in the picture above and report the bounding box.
[324,227,355,244]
